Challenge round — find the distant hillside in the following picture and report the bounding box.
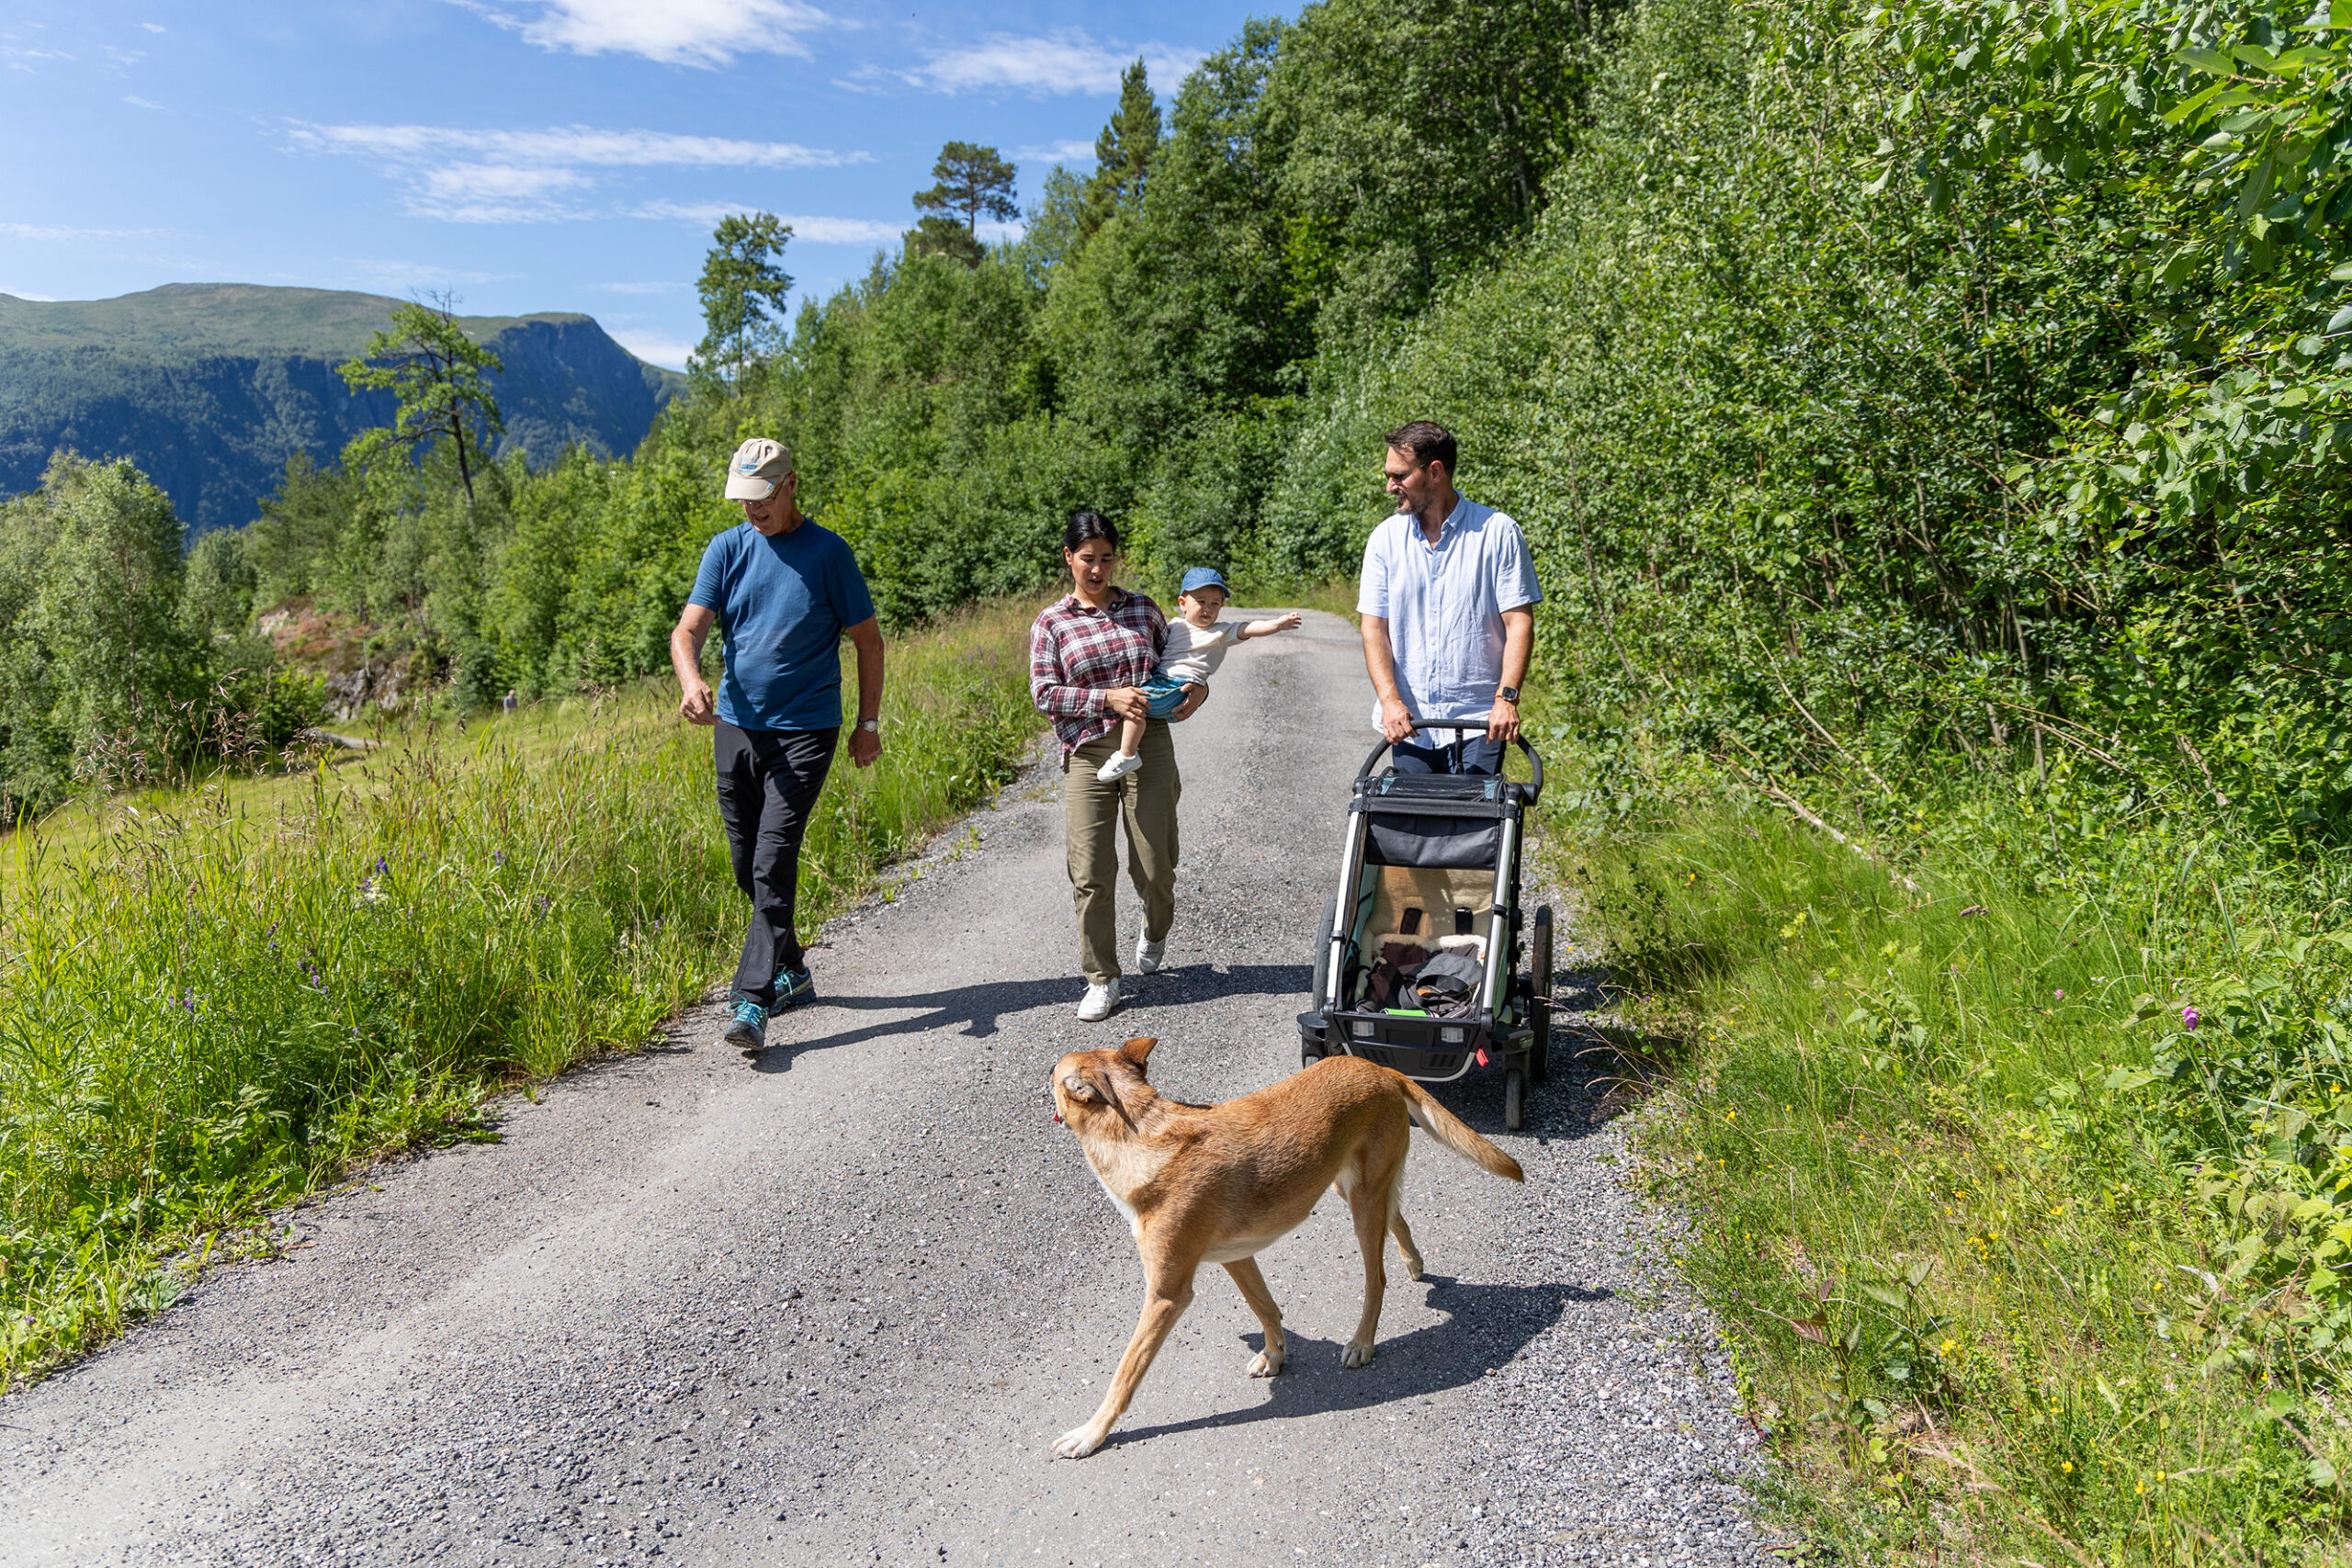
[0,284,688,536]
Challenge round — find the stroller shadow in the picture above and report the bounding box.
[747,964,1312,1070]
[1104,1274,1609,1450]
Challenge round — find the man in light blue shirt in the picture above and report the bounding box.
[1357,421,1542,774]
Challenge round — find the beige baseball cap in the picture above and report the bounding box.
[724,436,794,501]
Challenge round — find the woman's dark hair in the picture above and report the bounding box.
[1064,511,1121,552]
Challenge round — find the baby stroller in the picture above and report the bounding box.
[1296,725,1552,1130]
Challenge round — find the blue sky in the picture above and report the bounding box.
[1,1,1278,367]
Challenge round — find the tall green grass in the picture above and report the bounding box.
[1561,768,2352,1562]
[0,599,1043,1388]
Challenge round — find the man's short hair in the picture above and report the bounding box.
[1385,421,1457,475]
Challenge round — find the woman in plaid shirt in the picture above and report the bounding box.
[1030,512,1204,1021]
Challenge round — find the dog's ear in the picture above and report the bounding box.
[1086,1066,1136,1127]
[1117,1036,1157,1072]
[1059,1072,1101,1103]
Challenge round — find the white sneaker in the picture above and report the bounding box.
[1135,933,1167,974]
[1076,978,1121,1021]
[1094,750,1144,783]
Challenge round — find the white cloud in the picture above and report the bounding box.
[605,329,695,370]
[458,0,831,68]
[0,287,60,301]
[288,121,865,223]
[1017,139,1097,166]
[139,21,164,31]
[0,221,164,241]
[912,29,1202,96]
[292,123,854,170]
[347,260,520,292]
[124,95,163,108]
[632,201,900,245]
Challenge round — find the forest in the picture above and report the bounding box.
[11,0,2352,1553]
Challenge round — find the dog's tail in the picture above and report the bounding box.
[1399,1079,1525,1182]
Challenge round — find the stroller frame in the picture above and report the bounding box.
[1296,725,1553,1130]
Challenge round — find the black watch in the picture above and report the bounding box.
[1496,685,1520,704]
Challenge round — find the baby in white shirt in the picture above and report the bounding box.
[1098,568,1301,782]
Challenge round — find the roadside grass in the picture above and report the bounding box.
[0,597,1044,1390]
[1555,772,2352,1563]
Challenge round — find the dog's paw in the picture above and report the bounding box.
[1341,1341,1375,1369]
[1247,1347,1284,1378]
[1051,1426,1106,1460]
[1401,1255,1425,1281]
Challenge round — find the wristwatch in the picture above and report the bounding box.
[855,718,879,734]
[1495,685,1521,704]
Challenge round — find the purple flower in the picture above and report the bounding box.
[492,850,506,867]
[376,856,389,876]
[2053,988,2065,1000]
[2182,1006,2200,1032]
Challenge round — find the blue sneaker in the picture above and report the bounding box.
[773,964,817,1010]
[723,996,769,1052]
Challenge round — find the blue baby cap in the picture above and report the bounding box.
[1179,566,1231,596]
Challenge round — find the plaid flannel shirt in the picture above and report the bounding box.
[1029,589,1168,758]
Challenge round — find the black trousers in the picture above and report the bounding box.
[1392,732,1505,775]
[714,721,839,1006]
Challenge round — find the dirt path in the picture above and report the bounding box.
[0,610,1774,1568]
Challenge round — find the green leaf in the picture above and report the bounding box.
[2176,45,2239,76]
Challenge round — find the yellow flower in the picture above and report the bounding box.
[1939,1337,1959,1356]
[2062,1461,2073,1473]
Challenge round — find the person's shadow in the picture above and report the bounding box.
[747,961,1313,1070]
[1099,1273,1610,1450]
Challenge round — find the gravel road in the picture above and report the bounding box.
[0,609,1777,1568]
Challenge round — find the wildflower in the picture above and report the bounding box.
[1939,1337,1959,1356]
[2062,1461,2073,1473]
[2053,988,2064,1000]
[492,850,506,866]
[2182,1005,2199,1031]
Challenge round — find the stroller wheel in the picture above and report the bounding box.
[1504,1066,1525,1132]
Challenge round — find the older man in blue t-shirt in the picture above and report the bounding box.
[672,436,884,1054]
[1358,421,1543,774]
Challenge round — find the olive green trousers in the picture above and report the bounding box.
[1061,722,1182,986]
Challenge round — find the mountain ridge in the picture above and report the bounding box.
[0,283,688,536]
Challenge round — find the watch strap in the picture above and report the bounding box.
[1496,685,1521,704]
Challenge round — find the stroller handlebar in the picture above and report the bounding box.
[1356,722,1544,803]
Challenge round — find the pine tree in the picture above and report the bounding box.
[691,212,795,393]
[909,142,1018,267]
[1080,62,1161,241]
[336,294,504,504]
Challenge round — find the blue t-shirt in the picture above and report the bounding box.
[687,518,877,732]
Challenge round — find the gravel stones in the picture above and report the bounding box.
[0,612,1777,1567]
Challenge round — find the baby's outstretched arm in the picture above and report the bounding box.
[1236,612,1304,641]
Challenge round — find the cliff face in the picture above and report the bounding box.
[0,285,686,536]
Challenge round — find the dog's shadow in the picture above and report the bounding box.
[1106,1273,1605,1448]
[746,964,1311,1070]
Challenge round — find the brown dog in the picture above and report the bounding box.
[1046,1037,1524,1458]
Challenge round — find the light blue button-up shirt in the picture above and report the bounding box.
[1356,495,1543,739]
